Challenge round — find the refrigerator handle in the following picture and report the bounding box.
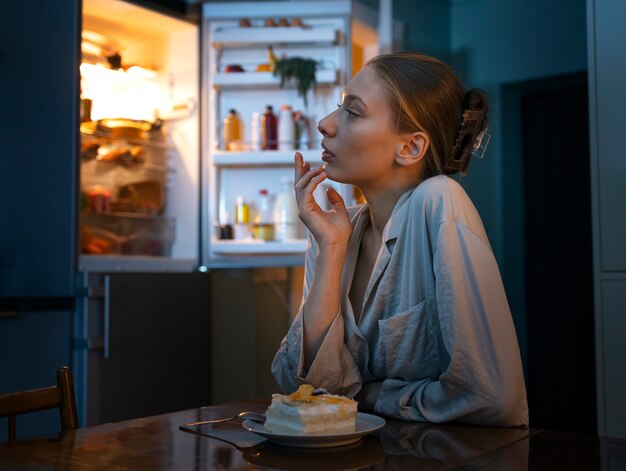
[104,274,110,359]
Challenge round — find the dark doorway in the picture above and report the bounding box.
[519,73,596,433]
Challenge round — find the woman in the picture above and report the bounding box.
[271,52,528,426]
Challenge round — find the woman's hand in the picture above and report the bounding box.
[294,152,352,250]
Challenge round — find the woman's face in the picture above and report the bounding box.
[318,65,402,187]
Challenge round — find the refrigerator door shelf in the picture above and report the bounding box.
[212,238,307,254]
[212,149,322,166]
[213,69,336,89]
[212,26,337,48]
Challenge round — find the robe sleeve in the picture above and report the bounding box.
[271,236,362,396]
[373,221,528,426]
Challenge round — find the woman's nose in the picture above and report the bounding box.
[317,110,336,137]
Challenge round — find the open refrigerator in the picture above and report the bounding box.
[75,0,384,424]
[78,0,384,272]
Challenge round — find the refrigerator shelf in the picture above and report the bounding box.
[212,26,337,48]
[213,69,336,88]
[211,238,307,254]
[80,128,173,150]
[212,149,323,166]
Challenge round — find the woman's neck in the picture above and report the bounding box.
[359,161,426,239]
[361,182,415,239]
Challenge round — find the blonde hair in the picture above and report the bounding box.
[367,52,488,177]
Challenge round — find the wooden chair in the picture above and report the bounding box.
[0,366,78,440]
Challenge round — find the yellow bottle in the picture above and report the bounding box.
[224,109,242,151]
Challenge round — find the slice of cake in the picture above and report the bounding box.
[264,384,358,435]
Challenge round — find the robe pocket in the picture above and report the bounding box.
[375,300,438,380]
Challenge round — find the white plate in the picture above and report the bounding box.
[242,412,385,448]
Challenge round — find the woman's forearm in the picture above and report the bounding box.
[302,245,347,370]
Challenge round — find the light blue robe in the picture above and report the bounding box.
[272,175,528,426]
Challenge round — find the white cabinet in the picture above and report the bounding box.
[202,1,353,266]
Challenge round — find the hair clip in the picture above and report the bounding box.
[472,129,491,160]
[445,110,487,174]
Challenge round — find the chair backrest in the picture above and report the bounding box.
[0,366,78,440]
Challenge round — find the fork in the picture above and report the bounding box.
[180,411,266,428]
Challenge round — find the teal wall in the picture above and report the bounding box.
[448,0,587,363]
[449,0,586,260]
[397,0,450,60]
[376,0,586,363]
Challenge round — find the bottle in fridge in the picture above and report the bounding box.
[274,177,301,240]
[253,189,275,241]
[278,105,295,150]
[224,108,242,151]
[261,105,278,150]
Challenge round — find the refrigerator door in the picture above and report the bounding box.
[79,0,201,274]
[0,0,80,297]
[201,1,353,268]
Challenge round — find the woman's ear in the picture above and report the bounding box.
[396,132,429,166]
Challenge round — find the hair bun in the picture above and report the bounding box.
[464,88,488,113]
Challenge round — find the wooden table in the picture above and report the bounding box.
[0,400,623,470]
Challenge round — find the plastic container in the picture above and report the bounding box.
[224,108,242,151]
[253,189,275,240]
[261,105,278,150]
[274,177,300,240]
[278,105,295,150]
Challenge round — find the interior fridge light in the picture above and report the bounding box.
[80,62,166,122]
[127,66,159,80]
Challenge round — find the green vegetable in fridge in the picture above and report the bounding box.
[273,56,318,107]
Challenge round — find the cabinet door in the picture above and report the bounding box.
[595,0,626,270]
[0,1,80,297]
[89,273,211,424]
[602,279,626,438]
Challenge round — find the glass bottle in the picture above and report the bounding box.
[233,195,251,240]
[261,105,278,150]
[294,111,311,150]
[224,109,242,151]
[253,189,275,240]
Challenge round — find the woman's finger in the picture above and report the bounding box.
[295,165,324,194]
[294,152,311,185]
[327,187,348,215]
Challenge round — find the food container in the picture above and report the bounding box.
[81,213,175,256]
[96,118,152,140]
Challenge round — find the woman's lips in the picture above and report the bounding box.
[321,144,335,162]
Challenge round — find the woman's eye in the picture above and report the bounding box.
[336,103,358,118]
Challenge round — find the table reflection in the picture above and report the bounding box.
[189,415,530,470]
[375,419,530,470]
